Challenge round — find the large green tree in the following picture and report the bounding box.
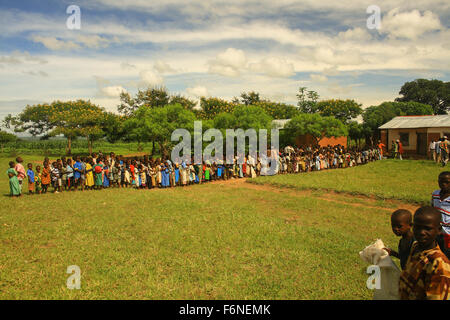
[232,91,261,106]
[362,101,434,140]
[283,113,348,146]
[118,87,197,116]
[196,97,237,120]
[296,87,320,113]
[5,100,107,154]
[0,130,17,153]
[315,99,363,123]
[124,103,196,158]
[396,79,450,114]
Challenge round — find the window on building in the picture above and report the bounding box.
[399,132,409,146]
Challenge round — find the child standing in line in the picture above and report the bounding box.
[103,161,110,189]
[139,164,146,189]
[7,161,21,197]
[85,158,94,190]
[73,156,83,191]
[383,209,415,270]
[35,165,42,195]
[124,161,131,188]
[66,159,74,190]
[111,161,120,188]
[26,163,35,195]
[399,206,450,300]
[51,161,60,193]
[79,157,86,192]
[14,157,26,193]
[93,160,103,190]
[203,162,209,182]
[41,161,51,194]
[174,163,180,186]
[61,159,68,190]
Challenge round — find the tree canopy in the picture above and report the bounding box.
[4,100,107,154]
[396,79,450,115]
[123,103,197,158]
[362,101,434,134]
[315,99,363,123]
[296,87,319,113]
[283,113,348,145]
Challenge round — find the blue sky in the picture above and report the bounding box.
[0,0,449,120]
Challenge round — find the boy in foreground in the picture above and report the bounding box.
[384,209,414,270]
[399,206,450,300]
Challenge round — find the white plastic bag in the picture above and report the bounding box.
[359,239,401,300]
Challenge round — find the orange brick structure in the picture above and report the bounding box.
[295,134,347,148]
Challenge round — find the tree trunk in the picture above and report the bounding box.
[151,140,155,156]
[67,137,72,155]
[159,141,168,159]
[88,139,93,156]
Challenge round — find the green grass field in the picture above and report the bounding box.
[250,159,446,205]
[0,156,443,299]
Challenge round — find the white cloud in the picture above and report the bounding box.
[208,48,247,77]
[139,70,164,87]
[186,86,209,97]
[23,70,49,77]
[76,35,112,48]
[154,60,176,73]
[31,36,81,51]
[298,46,365,66]
[0,55,22,64]
[249,57,295,78]
[120,62,136,70]
[338,27,371,42]
[309,74,328,83]
[381,9,442,40]
[0,51,47,65]
[100,85,127,98]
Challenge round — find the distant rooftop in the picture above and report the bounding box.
[379,115,450,129]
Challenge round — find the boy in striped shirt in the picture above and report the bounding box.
[431,171,450,259]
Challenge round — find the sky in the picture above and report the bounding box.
[0,0,449,121]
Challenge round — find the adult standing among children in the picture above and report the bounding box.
[391,140,398,159]
[14,157,26,193]
[377,140,386,160]
[441,136,449,167]
[436,139,442,164]
[429,140,436,161]
[396,140,403,160]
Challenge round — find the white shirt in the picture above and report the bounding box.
[429,141,436,150]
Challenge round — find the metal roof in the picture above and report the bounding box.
[379,115,450,129]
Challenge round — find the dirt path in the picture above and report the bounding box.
[209,177,420,213]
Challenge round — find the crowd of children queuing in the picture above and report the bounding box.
[7,144,450,299]
[6,145,382,196]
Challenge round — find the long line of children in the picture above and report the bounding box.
[7,145,381,196]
